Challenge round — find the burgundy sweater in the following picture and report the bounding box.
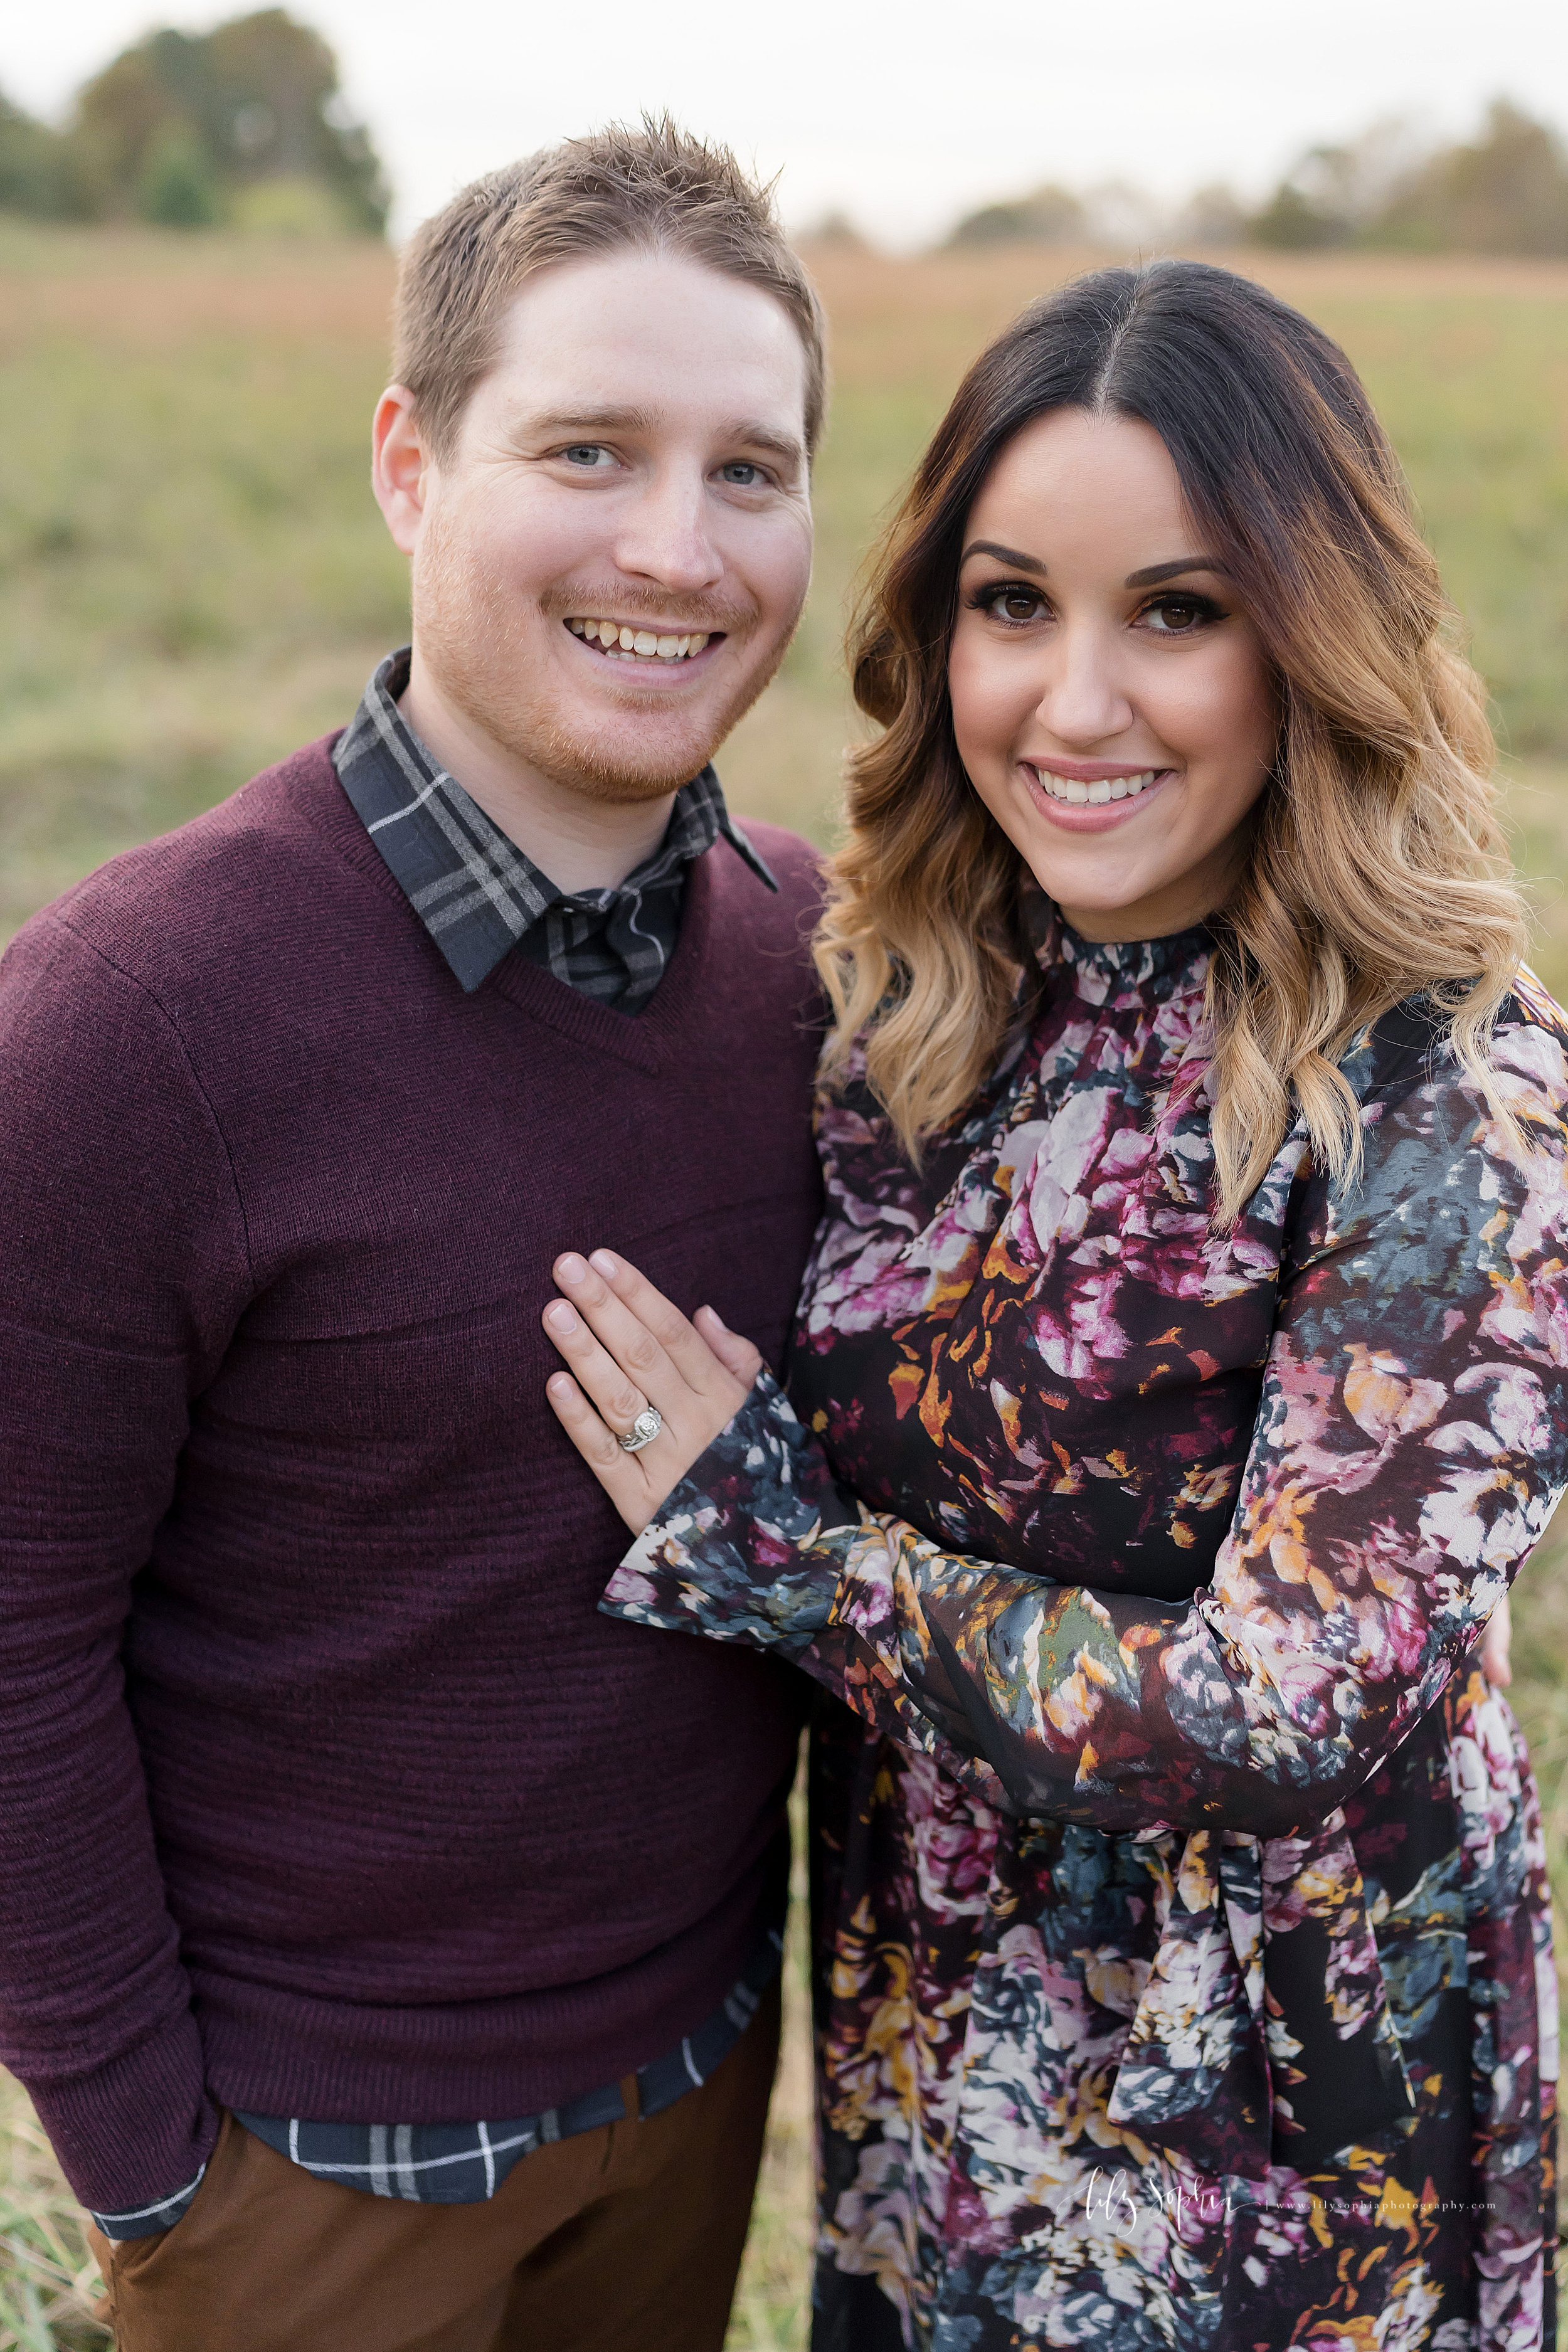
[0,738,823,2218]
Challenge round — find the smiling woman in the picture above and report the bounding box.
[948,411,1277,936]
[544,260,1568,2352]
[822,260,1528,1228]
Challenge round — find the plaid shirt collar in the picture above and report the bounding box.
[332,648,776,997]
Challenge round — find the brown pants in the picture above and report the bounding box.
[87,1981,780,2352]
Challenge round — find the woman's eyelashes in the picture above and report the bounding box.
[967,580,1228,635]
[1138,591,1226,635]
[969,580,1049,626]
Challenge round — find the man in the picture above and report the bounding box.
[0,120,827,2350]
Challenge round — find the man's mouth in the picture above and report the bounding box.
[564,616,716,664]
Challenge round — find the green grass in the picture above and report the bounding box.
[4,225,1568,2344]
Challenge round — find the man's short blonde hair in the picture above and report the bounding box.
[393,115,827,462]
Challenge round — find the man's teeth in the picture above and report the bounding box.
[1035,768,1159,807]
[565,617,711,662]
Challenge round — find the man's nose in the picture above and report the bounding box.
[611,467,724,595]
[1034,622,1135,746]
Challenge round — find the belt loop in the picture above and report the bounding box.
[619,2071,642,2126]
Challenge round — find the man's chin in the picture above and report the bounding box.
[535,724,724,806]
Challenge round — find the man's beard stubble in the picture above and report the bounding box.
[413,513,792,807]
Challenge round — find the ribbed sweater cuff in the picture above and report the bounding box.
[20,2008,218,2222]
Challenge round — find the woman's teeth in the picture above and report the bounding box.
[566,617,711,662]
[1034,768,1160,806]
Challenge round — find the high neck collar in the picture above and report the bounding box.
[1025,889,1211,1009]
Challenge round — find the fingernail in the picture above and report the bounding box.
[555,1253,587,1283]
[702,1304,728,1330]
[545,1301,579,1334]
[590,1250,618,1278]
[547,1374,573,1398]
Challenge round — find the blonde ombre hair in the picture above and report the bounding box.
[815,260,1529,1226]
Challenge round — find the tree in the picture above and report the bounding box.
[948,183,1084,247]
[1377,100,1568,255]
[1248,117,1425,249]
[1248,102,1568,255]
[0,90,92,219]
[138,124,222,227]
[0,9,389,233]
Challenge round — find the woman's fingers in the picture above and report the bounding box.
[545,1371,655,1531]
[547,1254,692,1416]
[541,1254,761,1539]
[694,1303,763,1386]
[541,1299,655,1438]
[568,1251,744,1401]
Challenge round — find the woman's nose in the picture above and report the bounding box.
[1033,623,1135,747]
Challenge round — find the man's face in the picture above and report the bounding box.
[387,248,814,803]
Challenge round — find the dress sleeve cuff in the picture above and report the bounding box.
[600,1370,858,1656]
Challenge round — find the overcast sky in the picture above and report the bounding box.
[7,0,1568,248]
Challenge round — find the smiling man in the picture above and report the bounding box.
[0,123,826,2351]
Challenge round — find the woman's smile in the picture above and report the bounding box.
[1021,760,1175,831]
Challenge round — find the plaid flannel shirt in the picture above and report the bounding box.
[89,651,785,2238]
[92,1927,785,2236]
[331,647,776,1004]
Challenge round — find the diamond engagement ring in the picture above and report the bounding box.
[618,1407,664,1454]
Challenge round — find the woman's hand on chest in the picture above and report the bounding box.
[543,1251,763,1532]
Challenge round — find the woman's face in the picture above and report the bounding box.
[947,408,1277,941]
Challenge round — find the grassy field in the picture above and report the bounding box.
[3,224,1568,2346]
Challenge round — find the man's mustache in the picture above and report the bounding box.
[542,586,755,635]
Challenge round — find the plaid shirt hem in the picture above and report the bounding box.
[91,1922,785,2235]
[332,647,776,1004]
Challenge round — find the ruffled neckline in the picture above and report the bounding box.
[1024,889,1211,1009]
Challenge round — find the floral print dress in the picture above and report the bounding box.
[601,916,1568,2352]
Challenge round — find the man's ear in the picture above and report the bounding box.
[372,386,432,556]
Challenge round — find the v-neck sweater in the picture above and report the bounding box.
[0,734,825,2220]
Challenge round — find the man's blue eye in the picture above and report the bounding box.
[564,445,607,467]
[721,463,760,485]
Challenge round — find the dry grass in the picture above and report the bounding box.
[4,225,1568,2343]
[0,2083,106,2349]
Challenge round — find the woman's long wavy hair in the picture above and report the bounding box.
[815,260,1529,1226]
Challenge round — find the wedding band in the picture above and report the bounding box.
[618,1407,664,1454]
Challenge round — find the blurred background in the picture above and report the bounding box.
[3,4,1568,2344]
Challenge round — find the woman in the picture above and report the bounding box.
[541,260,1568,2351]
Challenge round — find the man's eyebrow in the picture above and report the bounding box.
[961,539,1046,574]
[726,421,807,469]
[514,405,658,437]
[1123,556,1226,588]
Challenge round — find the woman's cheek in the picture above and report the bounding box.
[949,634,1025,783]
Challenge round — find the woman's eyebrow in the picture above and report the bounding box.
[961,539,1046,574]
[1124,556,1226,588]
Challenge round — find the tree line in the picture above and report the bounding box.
[0,8,388,236]
[950,101,1568,256]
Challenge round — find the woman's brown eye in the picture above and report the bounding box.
[998,590,1039,622]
